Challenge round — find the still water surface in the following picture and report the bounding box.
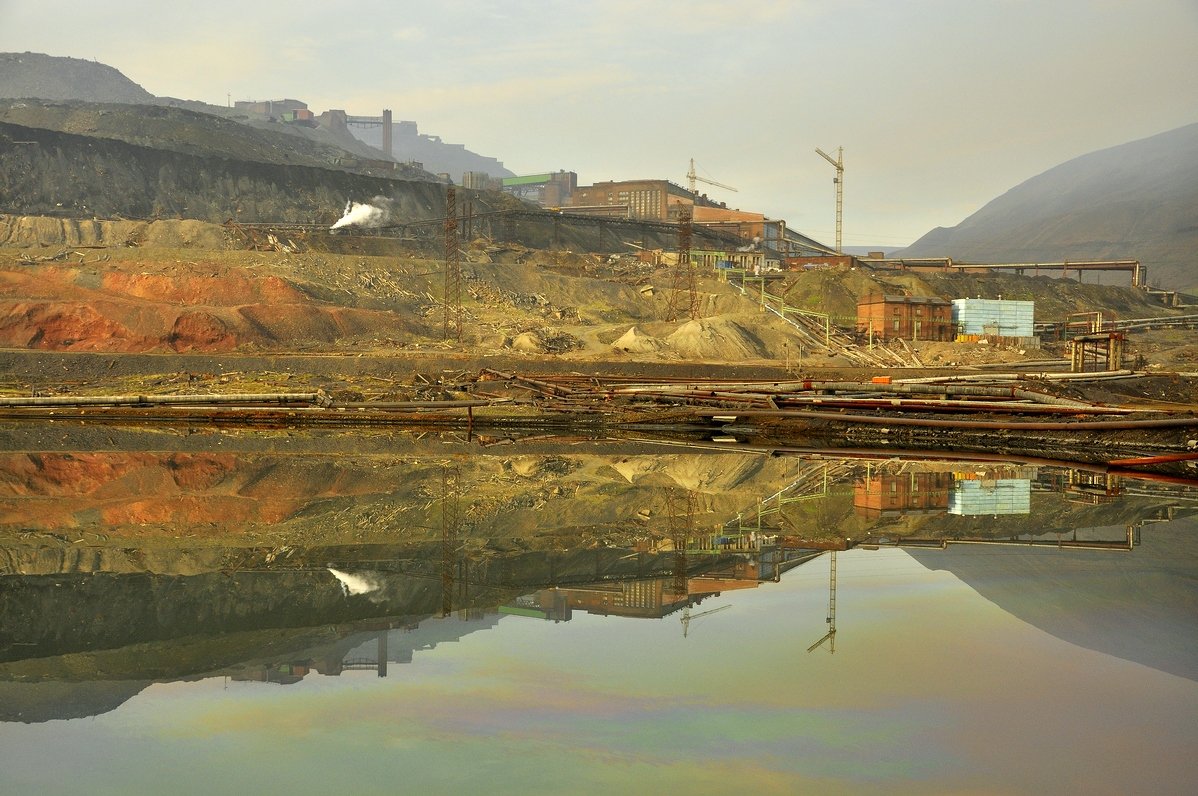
[1,431,1195,794]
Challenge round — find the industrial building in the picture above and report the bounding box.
[952,298,1035,338]
[566,179,698,221]
[856,294,954,341]
[501,171,577,206]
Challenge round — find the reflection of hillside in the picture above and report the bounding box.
[0,680,148,724]
[0,546,752,673]
[0,541,804,721]
[0,448,796,557]
[906,521,1198,682]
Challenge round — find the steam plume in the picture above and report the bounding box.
[330,196,394,230]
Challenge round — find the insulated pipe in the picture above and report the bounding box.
[0,392,323,407]
[769,397,1146,415]
[895,370,1136,384]
[613,380,1096,408]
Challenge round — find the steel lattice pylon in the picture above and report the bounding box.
[444,187,462,340]
[665,205,696,322]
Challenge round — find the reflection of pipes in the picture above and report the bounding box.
[1107,452,1198,467]
[882,537,1135,552]
[688,407,1198,431]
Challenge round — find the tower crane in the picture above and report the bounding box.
[815,146,844,254]
[680,604,730,637]
[687,158,738,195]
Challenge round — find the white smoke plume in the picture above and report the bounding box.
[330,196,395,230]
[328,567,382,596]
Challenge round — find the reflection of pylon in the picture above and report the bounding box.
[665,489,697,597]
[444,187,462,340]
[665,206,695,322]
[440,465,460,617]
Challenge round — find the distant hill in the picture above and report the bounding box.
[0,52,511,185]
[895,123,1198,291]
[0,51,154,104]
[348,121,513,182]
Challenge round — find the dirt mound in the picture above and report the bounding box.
[0,259,433,353]
[611,326,665,354]
[665,318,771,360]
[0,215,230,249]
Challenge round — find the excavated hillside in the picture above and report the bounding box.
[0,119,455,223]
[3,213,1196,387]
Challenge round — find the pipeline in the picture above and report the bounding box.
[610,379,1100,409]
[0,392,325,408]
[894,370,1137,385]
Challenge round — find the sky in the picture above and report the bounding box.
[1,0,1196,249]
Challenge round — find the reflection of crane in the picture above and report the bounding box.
[815,146,844,254]
[687,158,738,195]
[681,604,730,637]
[806,550,837,653]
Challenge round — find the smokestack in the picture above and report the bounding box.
[382,108,393,158]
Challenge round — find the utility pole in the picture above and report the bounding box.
[815,146,844,254]
[444,187,462,340]
[666,205,696,321]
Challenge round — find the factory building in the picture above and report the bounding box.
[951,298,1035,338]
[565,179,698,221]
[856,294,954,341]
[501,171,577,206]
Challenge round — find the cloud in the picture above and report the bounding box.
[392,26,426,42]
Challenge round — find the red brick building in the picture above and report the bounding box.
[856,294,953,341]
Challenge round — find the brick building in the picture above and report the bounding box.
[856,294,953,341]
[565,179,696,221]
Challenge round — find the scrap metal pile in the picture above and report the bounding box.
[3,368,1197,473]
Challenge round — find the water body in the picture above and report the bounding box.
[0,429,1195,794]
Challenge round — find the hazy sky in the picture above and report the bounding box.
[1,0,1196,248]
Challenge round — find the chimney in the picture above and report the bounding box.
[382,108,393,158]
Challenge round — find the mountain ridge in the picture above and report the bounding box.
[896,123,1198,290]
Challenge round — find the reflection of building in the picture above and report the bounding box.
[854,467,1036,519]
[507,544,823,623]
[854,472,954,518]
[509,578,691,621]
[948,478,1032,516]
[232,662,311,685]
